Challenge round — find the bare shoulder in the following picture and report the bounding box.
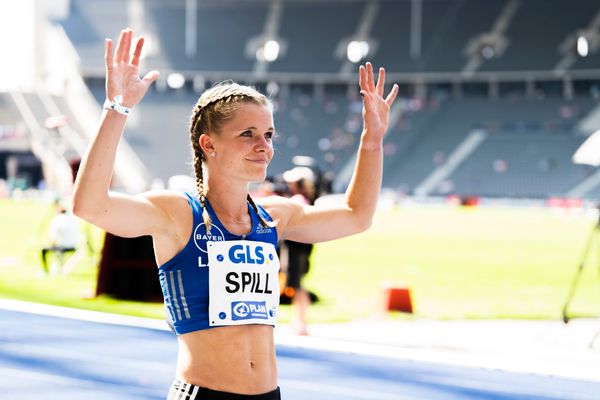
[256,195,303,239]
[256,194,298,215]
[140,189,191,220]
[136,190,194,265]
[142,189,189,209]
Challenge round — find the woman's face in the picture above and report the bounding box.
[206,102,275,183]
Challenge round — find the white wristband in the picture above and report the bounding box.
[103,95,131,116]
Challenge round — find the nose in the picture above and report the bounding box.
[254,135,272,152]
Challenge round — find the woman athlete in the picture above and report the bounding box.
[72,28,398,400]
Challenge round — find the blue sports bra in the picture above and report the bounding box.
[158,192,279,335]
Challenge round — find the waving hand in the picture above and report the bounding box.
[105,29,159,108]
[358,62,399,148]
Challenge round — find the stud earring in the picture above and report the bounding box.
[210,152,216,158]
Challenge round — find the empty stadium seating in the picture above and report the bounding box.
[50,0,600,199]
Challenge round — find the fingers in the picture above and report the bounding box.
[114,30,126,64]
[142,70,160,86]
[359,63,385,95]
[366,62,375,92]
[386,84,399,106]
[122,29,132,64]
[104,39,113,71]
[114,28,134,64]
[376,67,385,96]
[358,63,374,92]
[131,36,145,66]
[358,64,366,91]
[358,62,397,104]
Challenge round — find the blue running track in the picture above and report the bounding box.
[0,308,598,400]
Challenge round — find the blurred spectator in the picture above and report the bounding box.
[251,179,277,198]
[167,175,194,192]
[493,159,508,173]
[281,166,316,335]
[41,201,81,275]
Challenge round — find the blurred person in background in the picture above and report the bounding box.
[40,200,80,275]
[72,28,397,400]
[281,166,317,335]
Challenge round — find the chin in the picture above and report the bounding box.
[240,160,269,181]
[249,172,268,183]
[248,165,269,180]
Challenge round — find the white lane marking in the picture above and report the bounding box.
[275,335,600,383]
[0,298,169,331]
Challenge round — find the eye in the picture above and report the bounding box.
[265,131,274,140]
[240,130,252,137]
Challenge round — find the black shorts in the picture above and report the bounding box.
[167,380,281,400]
[284,240,313,289]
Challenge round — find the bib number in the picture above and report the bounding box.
[207,240,280,326]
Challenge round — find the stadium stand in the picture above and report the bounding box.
[59,0,131,73]
[448,133,589,198]
[147,1,268,72]
[0,93,36,189]
[480,0,600,72]
[4,0,600,200]
[269,2,364,73]
[371,0,507,73]
[383,86,598,196]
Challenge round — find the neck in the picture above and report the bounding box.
[204,178,250,219]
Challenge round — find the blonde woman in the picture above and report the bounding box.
[73,28,398,400]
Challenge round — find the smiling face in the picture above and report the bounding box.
[201,102,275,183]
[189,83,276,231]
[189,83,275,190]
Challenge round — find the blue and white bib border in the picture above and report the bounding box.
[207,240,280,327]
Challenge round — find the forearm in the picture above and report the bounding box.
[72,110,127,217]
[344,132,383,230]
[268,63,396,243]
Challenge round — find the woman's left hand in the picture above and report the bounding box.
[359,62,399,147]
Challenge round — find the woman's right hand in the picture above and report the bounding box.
[105,28,159,108]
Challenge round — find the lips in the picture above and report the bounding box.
[246,158,269,164]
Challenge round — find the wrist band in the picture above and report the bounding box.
[103,95,131,116]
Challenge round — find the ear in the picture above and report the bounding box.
[199,133,216,155]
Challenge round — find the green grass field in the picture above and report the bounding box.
[1,198,599,322]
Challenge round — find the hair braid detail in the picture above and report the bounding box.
[190,106,203,137]
[201,199,212,234]
[247,194,274,229]
[192,152,212,233]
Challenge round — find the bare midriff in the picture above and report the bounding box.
[175,324,277,395]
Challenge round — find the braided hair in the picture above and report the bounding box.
[189,82,274,233]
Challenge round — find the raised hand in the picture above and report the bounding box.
[105,28,159,108]
[358,62,399,147]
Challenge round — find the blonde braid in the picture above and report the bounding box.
[247,194,274,229]
[190,108,213,233]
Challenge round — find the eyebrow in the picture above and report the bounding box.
[243,126,275,131]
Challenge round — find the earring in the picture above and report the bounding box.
[210,152,216,158]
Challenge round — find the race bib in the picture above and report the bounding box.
[207,240,280,327]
